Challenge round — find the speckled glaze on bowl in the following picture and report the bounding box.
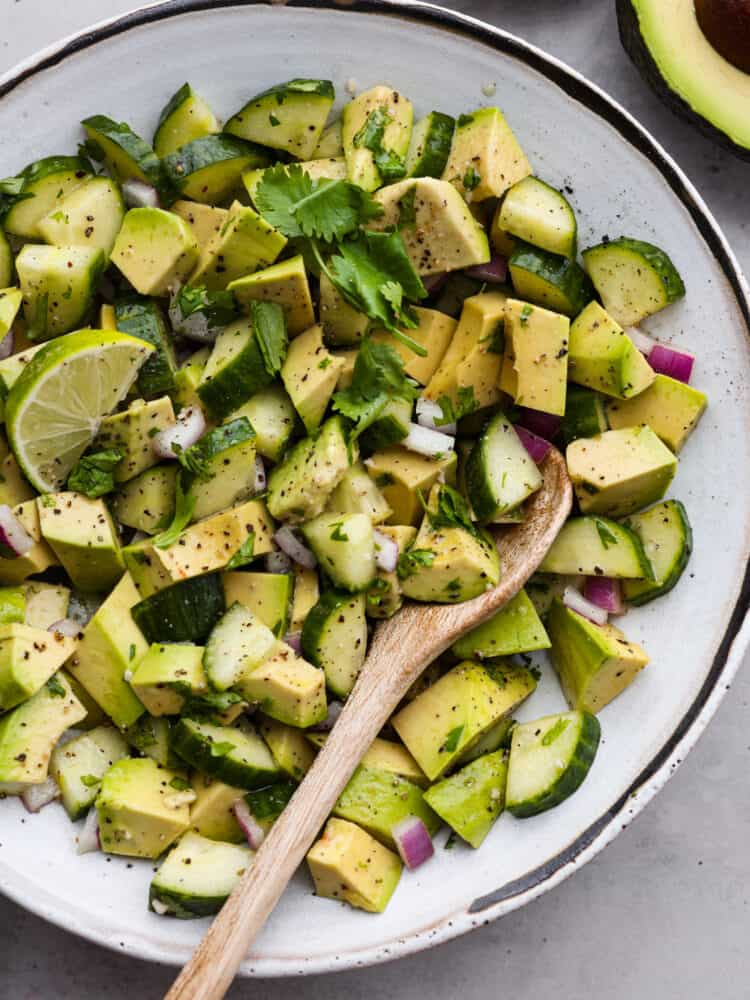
[0,0,749,979]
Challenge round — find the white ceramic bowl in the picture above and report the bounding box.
[1,0,749,978]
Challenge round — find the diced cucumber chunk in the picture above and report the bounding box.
[560,385,608,446]
[198,318,274,422]
[506,710,600,818]
[301,590,367,698]
[226,79,335,160]
[622,500,692,605]
[153,83,220,158]
[16,245,106,341]
[49,725,129,820]
[171,718,280,788]
[82,115,161,187]
[161,134,269,204]
[228,384,297,463]
[509,243,594,316]
[0,228,12,288]
[150,831,252,919]
[203,602,278,691]
[4,156,90,239]
[313,119,343,158]
[582,237,685,327]
[114,298,177,398]
[540,515,653,578]
[37,176,125,258]
[465,412,543,521]
[404,111,455,179]
[498,176,577,258]
[131,574,225,644]
[302,513,376,593]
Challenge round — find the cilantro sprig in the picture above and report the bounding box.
[67,448,124,499]
[333,337,419,439]
[352,108,407,183]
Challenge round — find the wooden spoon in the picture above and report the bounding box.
[166,447,572,1000]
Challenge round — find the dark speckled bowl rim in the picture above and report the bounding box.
[1,0,749,976]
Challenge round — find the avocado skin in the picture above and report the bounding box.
[617,0,750,161]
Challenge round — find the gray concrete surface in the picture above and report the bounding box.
[1,2,748,997]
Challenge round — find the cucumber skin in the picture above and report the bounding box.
[114,298,176,398]
[507,710,601,819]
[149,885,226,919]
[300,590,349,668]
[560,386,608,446]
[161,134,269,189]
[509,243,595,317]
[170,718,275,789]
[197,335,273,422]
[131,575,225,644]
[583,237,685,304]
[623,500,692,606]
[407,112,455,178]
[81,116,162,187]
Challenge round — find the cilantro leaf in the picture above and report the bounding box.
[67,448,123,498]
[428,484,478,536]
[0,174,32,219]
[80,774,100,788]
[254,163,309,238]
[397,185,417,229]
[353,108,407,182]
[463,166,481,191]
[225,535,255,570]
[170,284,237,335]
[333,337,418,438]
[183,690,243,721]
[330,521,348,542]
[169,776,191,791]
[441,724,465,753]
[397,547,436,579]
[45,675,66,698]
[251,300,288,377]
[209,739,237,758]
[435,386,478,426]
[153,478,196,549]
[594,519,618,550]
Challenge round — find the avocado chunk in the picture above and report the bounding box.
[68,572,148,728]
[95,396,176,482]
[188,773,245,843]
[341,85,413,191]
[191,201,287,291]
[180,418,257,522]
[281,324,344,433]
[0,453,36,509]
[171,200,229,251]
[392,660,537,780]
[452,588,550,660]
[129,643,207,716]
[306,817,402,913]
[371,178,490,275]
[371,307,456,385]
[258,714,316,779]
[267,416,355,523]
[568,301,655,399]
[0,672,86,790]
[228,255,315,336]
[547,596,649,712]
[365,524,416,619]
[618,0,750,160]
[49,725,129,820]
[172,347,210,411]
[96,757,191,859]
[235,640,327,728]
[400,484,500,604]
[364,447,457,526]
[111,207,200,297]
[228,383,297,463]
[500,299,570,416]
[606,373,707,453]
[0,287,23,339]
[333,765,440,850]
[37,492,124,592]
[123,507,251,597]
[0,624,77,711]
[423,749,508,848]
[0,586,25,626]
[289,565,320,633]
[113,464,178,536]
[318,272,369,346]
[231,498,277,558]
[22,581,70,630]
[222,571,292,637]
[566,425,677,517]
[309,733,429,787]
[424,291,506,411]
[442,107,532,202]
[326,462,391,524]
[0,500,58,586]
[301,512,376,593]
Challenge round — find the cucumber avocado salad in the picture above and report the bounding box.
[0,75,705,919]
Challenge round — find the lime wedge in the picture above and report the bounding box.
[5,329,153,492]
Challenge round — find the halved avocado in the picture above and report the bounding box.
[618,0,750,160]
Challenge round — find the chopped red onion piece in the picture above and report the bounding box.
[0,329,14,360]
[151,898,169,916]
[415,397,456,436]
[48,618,83,638]
[391,815,435,870]
[562,585,608,626]
[76,808,101,855]
[402,422,456,458]
[583,576,624,615]
[265,551,293,574]
[625,326,658,355]
[310,700,343,732]
[21,776,60,814]
[273,526,317,569]
[464,254,508,284]
[0,504,36,557]
[648,344,694,384]
[122,178,160,209]
[514,426,552,464]
[373,529,399,572]
[254,455,267,494]
[423,272,448,295]
[152,406,206,459]
[233,799,265,850]
[516,407,561,441]
[283,632,303,655]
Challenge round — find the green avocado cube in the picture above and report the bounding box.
[500,298,570,417]
[0,624,77,711]
[451,588,550,660]
[228,254,315,336]
[96,396,176,483]
[188,772,245,843]
[606,373,707,453]
[67,572,148,728]
[392,660,536,780]
[547,597,649,713]
[191,202,287,291]
[0,501,58,586]
[566,425,677,517]
[37,492,124,592]
[0,453,36,510]
[333,765,440,850]
[235,640,327,728]
[96,757,192,859]
[111,207,200,297]
[0,586,25,626]
[307,817,402,913]
[0,287,23,338]
[49,724,130,820]
[113,465,178,536]
[423,749,508,848]
[129,643,207,716]
[258,714,316,780]
[364,447,456,527]
[170,200,229,251]
[442,106,531,203]
[568,301,655,399]
[281,324,344,433]
[318,272,369,346]
[222,571,292,638]
[172,347,211,411]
